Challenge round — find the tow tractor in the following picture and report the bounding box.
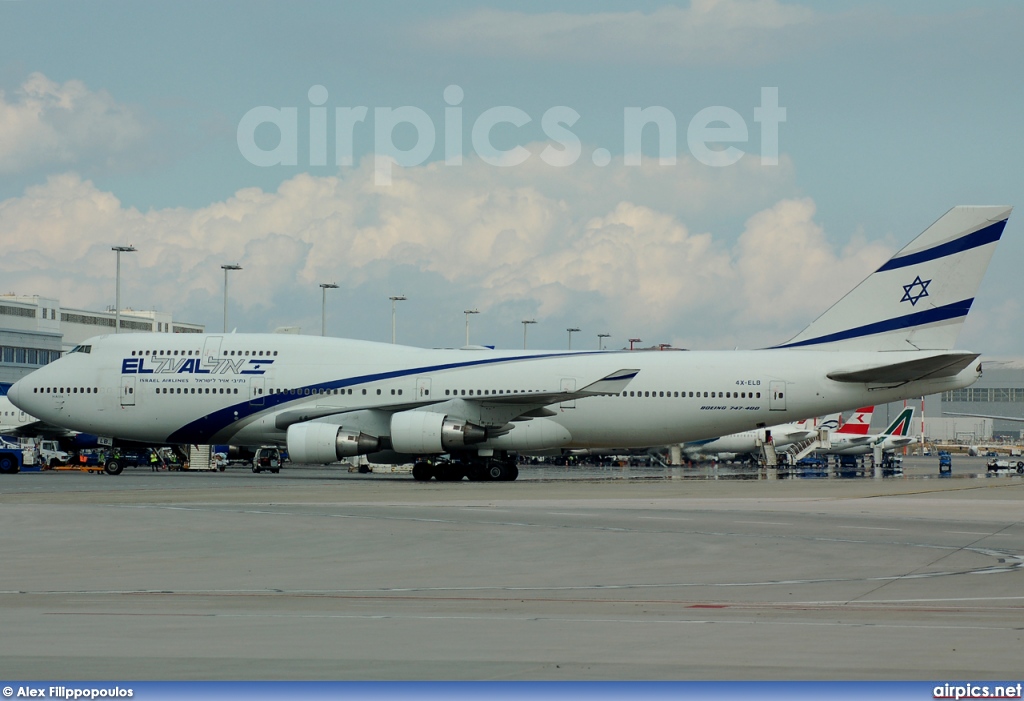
[55,450,125,475]
[0,438,25,474]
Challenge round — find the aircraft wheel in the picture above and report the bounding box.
[104,459,124,476]
[506,464,519,481]
[412,462,433,481]
[487,462,504,480]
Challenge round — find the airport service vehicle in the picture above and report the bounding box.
[6,206,1013,481]
[986,458,1024,474]
[0,437,25,474]
[939,451,952,474]
[38,440,70,467]
[252,447,283,474]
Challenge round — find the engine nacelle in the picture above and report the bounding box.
[478,417,572,451]
[390,411,487,454]
[286,422,381,463]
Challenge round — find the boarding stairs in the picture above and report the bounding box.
[756,438,779,467]
[187,444,214,471]
[788,428,833,462]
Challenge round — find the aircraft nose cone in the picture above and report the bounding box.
[7,379,22,407]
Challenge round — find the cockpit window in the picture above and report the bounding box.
[70,345,92,354]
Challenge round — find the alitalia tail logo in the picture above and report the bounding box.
[121,357,272,375]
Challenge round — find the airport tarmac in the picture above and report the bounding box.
[1,457,1022,680]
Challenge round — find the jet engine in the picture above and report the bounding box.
[389,411,487,454]
[286,422,381,463]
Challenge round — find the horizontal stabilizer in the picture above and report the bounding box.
[944,411,1024,423]
[827,352,979,384]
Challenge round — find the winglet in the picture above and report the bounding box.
[578,369,640,396]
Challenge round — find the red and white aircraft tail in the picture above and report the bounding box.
[835,407,874,435]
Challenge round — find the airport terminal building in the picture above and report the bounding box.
[0,294,204,385]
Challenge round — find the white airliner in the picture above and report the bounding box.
[0,395,34,435]
[820,406,916,456]
[0,384,40,433]
[681,417,819,461]
[6,205,1012,481]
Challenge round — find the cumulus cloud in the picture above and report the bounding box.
[0,72,148,175]
[418,0,817,64]
[0,147,911,351]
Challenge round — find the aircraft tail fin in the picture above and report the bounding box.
[776,206,1011,351]
[883,407,915,437]
[816,413,842,432]
[836,407,874,435]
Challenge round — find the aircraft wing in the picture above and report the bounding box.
[827,352,979,384]
[0,420,75,439]
[944,412,1024,423]
[275,369,640,430]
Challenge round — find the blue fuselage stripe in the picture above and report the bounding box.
[876,219,1005,272]
[773,298,974,349]
[165,351,580,443]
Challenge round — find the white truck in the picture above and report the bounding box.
[986,458,1024,474]
[38,440,70,468]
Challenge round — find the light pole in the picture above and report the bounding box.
[389,295,406,344]
[597,333,611,350]
[111,245,137,334]
[221,264,242,332]
[463,309,479,346]
[567,327,580,350]
[522,319,536,350]
[320,283,338,336]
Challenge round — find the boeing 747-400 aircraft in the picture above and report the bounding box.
[6,206,1012,480]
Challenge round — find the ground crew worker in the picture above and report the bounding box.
[150,449,160,471]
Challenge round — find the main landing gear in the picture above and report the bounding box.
[412,453,520,482]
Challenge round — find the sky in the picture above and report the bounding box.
[1,0,1022,353]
